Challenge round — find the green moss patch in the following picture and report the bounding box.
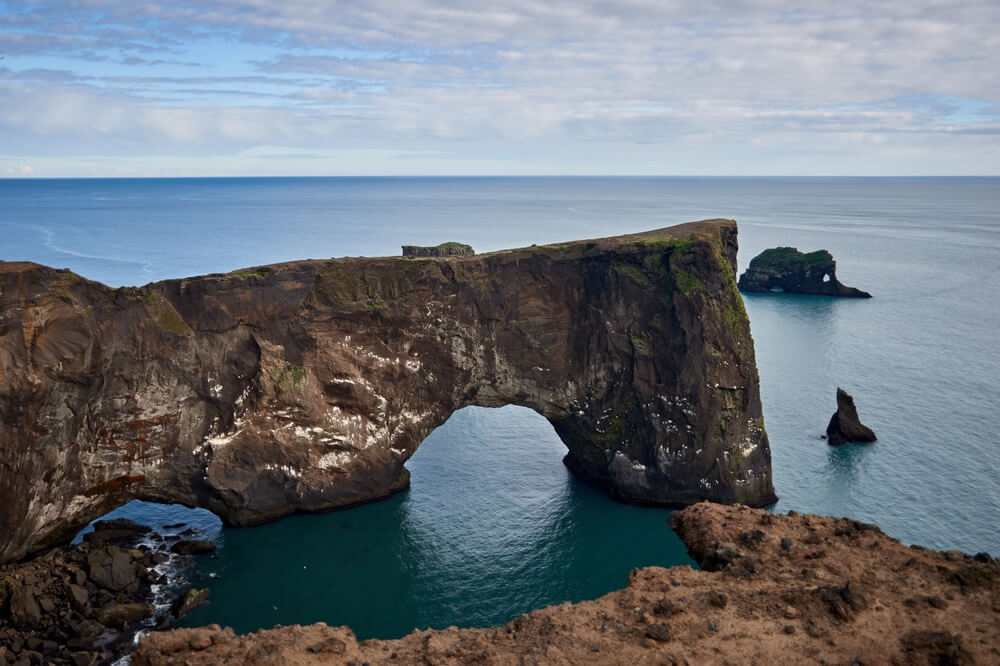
[636,238,694,253]
[673,268,703,295]
[231,268,272,280]
[614,263,651,286]
[748,247,832,271]
[268,362,307,392]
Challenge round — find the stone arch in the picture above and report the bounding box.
[0,221,776,563]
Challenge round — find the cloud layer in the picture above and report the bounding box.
[2,1,999,175]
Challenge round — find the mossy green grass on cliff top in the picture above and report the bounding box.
[231,268,272,279]
[750,247,831,270]
[635,237,694,254]
[268,362,307,392]
[534,244,572,253]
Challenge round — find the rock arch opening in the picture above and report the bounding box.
[125,405,698,640]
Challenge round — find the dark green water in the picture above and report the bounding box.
[171,406,693,638]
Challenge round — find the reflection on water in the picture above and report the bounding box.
[167,405,695,638]
[821,443,875,509]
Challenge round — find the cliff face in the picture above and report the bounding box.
[131,503,999,665]
[738,247,872,297]
[0,220,775,563]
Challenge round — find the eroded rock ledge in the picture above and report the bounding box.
[132,503,999,665]
[0,220,775,563]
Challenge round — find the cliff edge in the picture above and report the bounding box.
[0,220,775,563]
[132,503,999,665]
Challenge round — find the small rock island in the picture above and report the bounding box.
[826,388,877,445]
[738,247,871,297]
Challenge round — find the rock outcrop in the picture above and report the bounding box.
[826,388,877,445]
[738,247,871,297]
[132,502,1000,665]
[401,242,475,257]
[0,220,776,563]
[0,519,206,664]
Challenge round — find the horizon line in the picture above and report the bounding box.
[2,174,999,180]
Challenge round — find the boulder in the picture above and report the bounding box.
[170,588,210,619]
[169,540,216,556]
[738,247,871,297]
[95,602,154,629]
[86,546,138,592]
[67,584,90,611]
[826,388,877,445]
[8,582,42,628]
[83,519,152,548]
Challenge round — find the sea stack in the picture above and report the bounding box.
[738,247,871,297]
[826,388,877,445]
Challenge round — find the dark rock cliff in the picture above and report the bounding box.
[0,220,776,563]
[738,247,871,297]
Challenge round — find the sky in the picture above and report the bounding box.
[1,1,999,177]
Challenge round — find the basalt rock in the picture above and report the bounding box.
[171,588,210,619]
[738,247,871,297]
[170,540,216,556]
[0,524,164,663]
[82,518,153,548]
[0,220,775,563]
[826,387,877,445]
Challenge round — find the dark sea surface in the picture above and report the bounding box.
[3,177,998,638]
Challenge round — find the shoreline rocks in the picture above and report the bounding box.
[738,246,871,297]
[132,503,999,665]
[826,387,877,445]
[0,519,217,664]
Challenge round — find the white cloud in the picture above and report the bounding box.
[1,1,999,174]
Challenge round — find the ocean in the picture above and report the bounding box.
[4,176,998,638]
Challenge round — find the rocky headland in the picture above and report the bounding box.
[132,502,999,665]
[738,247,872,297]
[0,220,776,564]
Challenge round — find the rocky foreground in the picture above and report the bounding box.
[133,503,998,665]
[0,519,214,665]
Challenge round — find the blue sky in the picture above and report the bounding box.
[2,1,999,176]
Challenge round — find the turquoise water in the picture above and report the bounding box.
[3,176,998,637]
